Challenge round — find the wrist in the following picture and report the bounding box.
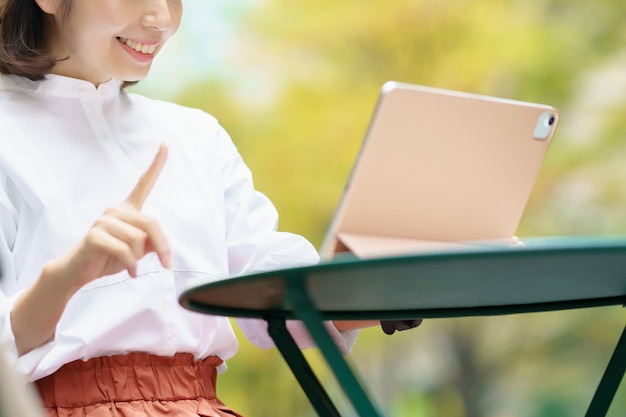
[41,255,82,298]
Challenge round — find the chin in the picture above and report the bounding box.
[120,74,148,83]
[117,75,146,88]
[117,67,152,84]
[121,80,141,88]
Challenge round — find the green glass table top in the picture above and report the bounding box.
[178,236,626,417]
[179,237,626,320]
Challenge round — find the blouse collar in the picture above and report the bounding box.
[0,73,121,100]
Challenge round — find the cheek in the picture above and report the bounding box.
[170,4,184,34]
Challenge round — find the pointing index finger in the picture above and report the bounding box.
[126,144,168,209]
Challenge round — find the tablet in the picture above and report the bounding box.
[320,82,559,259]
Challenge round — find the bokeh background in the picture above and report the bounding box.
[134,1,626,416]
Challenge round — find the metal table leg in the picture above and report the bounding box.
[267,317,342,417]
[287,279,383,417]
[585,324,626,417]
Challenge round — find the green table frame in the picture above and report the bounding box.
[179,238,626,417]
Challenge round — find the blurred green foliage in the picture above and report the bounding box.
[136,0,626,416]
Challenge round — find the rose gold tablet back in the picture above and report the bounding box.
[321,82,559,259]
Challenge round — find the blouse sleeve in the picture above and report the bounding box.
[216,126,358,353]
[0,174,18,354]
[0,171,55,378]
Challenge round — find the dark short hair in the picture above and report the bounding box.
[0,0,71,80]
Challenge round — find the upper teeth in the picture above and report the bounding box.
[119,37,157,54]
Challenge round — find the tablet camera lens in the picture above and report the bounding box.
[534,112,556,140]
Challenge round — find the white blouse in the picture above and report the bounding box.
[0,74,355,381]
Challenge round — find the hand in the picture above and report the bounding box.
[56,144,172,291]
[380,319,423,335]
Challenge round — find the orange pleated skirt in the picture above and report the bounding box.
[34,352,243,417]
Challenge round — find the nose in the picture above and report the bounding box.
[141,0,173,31]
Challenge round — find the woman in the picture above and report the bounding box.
[0,0,362,415]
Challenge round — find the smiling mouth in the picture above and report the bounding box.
[117,37,157,55]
